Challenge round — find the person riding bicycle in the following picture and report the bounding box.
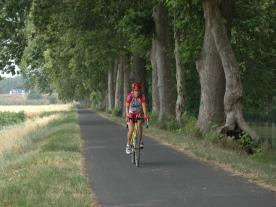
[125,82,148,155]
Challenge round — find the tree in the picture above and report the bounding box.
[152,2,176,121]
[203,0,258,140]
[0,0,31,76]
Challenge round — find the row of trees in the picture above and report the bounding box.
[1,0,275,140]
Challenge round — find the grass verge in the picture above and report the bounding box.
[98,111,276,192]
[0,111,99,207]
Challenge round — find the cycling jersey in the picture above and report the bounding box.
[125,92,146,115]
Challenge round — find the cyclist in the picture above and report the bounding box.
[125,82,148,154]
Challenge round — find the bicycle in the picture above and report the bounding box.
[126,117,149,167]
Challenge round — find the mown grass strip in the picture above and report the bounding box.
[0,111,99,207]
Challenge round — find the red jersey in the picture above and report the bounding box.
[125,92,146,114]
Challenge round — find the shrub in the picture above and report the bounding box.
[239,131,258,154]
[27,90,42,100]
[148,112,158,126]
[112,108,121,117]
[177,113,200,137]
[204,130,221,143]
[158,118,179,131]
[48,95,58,104]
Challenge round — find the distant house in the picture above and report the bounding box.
[9,89,25,95]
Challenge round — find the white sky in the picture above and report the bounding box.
[0,65,20,78]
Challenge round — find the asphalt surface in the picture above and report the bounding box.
[78,109,276,207]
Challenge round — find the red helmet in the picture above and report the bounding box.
[131,82,142,90]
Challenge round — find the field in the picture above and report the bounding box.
[0,104,72,117]
[0,94,50,105]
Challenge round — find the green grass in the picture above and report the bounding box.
[0,111,26,127]
[0,111,97,207]
[98,111,276,190]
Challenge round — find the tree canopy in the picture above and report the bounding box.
[1,0,275,133]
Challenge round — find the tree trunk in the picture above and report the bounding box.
[114,56,124,114]
[107,68,114,111]
[174,26,186,123]
[196,1,226,133]
[130,54,148,97]
[123,55,130,117]
[153,3,176,122]
[100,94,108,111]
[113,58,118,98]
[205,0,258,140]
[151,38,160,113]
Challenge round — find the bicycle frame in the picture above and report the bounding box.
[127,117,148,167]
[130,120,139,149]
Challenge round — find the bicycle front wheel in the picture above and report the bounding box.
[131,146,135,164]
[135,138,141,167]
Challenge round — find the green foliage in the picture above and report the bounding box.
[148,112,158,125]
[27,90,42,100]
[90,91,101,110]
[0,111,26,127]
[233,0,276,120]
[112,108,121,117]
[0,0,31,75]
[117,6,153,56]
[204,131,221,144]
[48,95,58,104]
[90,91,105,111]
[159,118,179,131]
[149,112,200,136]
[239,131,258,154]
[167,0,204,64]
[177,114,200,137]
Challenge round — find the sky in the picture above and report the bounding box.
[0,65,20,78]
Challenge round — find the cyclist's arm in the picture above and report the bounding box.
[126,102,130,118]
[142,102,147,117]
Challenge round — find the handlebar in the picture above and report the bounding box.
[126,117,149,128]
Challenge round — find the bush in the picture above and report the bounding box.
[27,90,42,100]
[149,112,158,125]
[0,111,26,127]
[177,113,200,137]
[159,118,179,131]
[112,108,121,117]
[204,130,221,143]
[239,131,258,154]
[48,95,58,104]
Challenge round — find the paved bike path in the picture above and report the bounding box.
[78,109,275,207]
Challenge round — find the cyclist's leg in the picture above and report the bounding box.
[138,120,143,143]
[127,120,134,145]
